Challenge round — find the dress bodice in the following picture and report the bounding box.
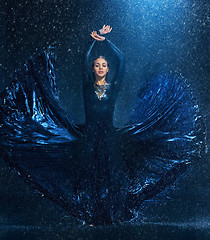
[84,82,116,129]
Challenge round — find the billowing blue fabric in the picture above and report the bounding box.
[0,43,206,226]
[119,73,205,212]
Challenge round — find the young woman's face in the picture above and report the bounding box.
[93,58,109,79]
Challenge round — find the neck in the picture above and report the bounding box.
[95,77,107,85]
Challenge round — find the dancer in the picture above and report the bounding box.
[0,25,205,225]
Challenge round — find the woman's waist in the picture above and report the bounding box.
[85,104,114,119]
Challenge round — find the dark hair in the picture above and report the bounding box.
[92,56,109,68]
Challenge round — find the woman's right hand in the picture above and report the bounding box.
[90,31,105,41]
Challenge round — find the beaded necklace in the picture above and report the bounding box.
[94,83,109,100]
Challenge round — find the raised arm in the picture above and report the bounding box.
[85,39,96,81]
[105,38,125,89]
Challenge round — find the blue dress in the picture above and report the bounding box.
[0,40,206,225]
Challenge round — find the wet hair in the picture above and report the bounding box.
[92,56,109,68]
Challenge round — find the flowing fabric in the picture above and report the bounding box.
[0,40,206,225]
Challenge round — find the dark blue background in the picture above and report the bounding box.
[0,0,209,239]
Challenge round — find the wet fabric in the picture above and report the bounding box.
[0,40,206,225]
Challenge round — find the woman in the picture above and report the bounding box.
[0,25,206,225]
[80,25,127,225]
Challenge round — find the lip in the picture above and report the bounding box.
[98,71,104,74]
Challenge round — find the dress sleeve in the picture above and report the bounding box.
[85,39,96,82]
[105,39,125,89]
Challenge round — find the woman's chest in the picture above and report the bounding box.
[84,84,115,116]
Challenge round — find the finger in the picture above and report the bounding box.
[91,33,98,39]
[96,36,104,41]
[94,34,101,39]
[95,35,102,40]
[92,35,99,40]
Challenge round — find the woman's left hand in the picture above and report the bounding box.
[99,25,112,35]
[90,31,105,41]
